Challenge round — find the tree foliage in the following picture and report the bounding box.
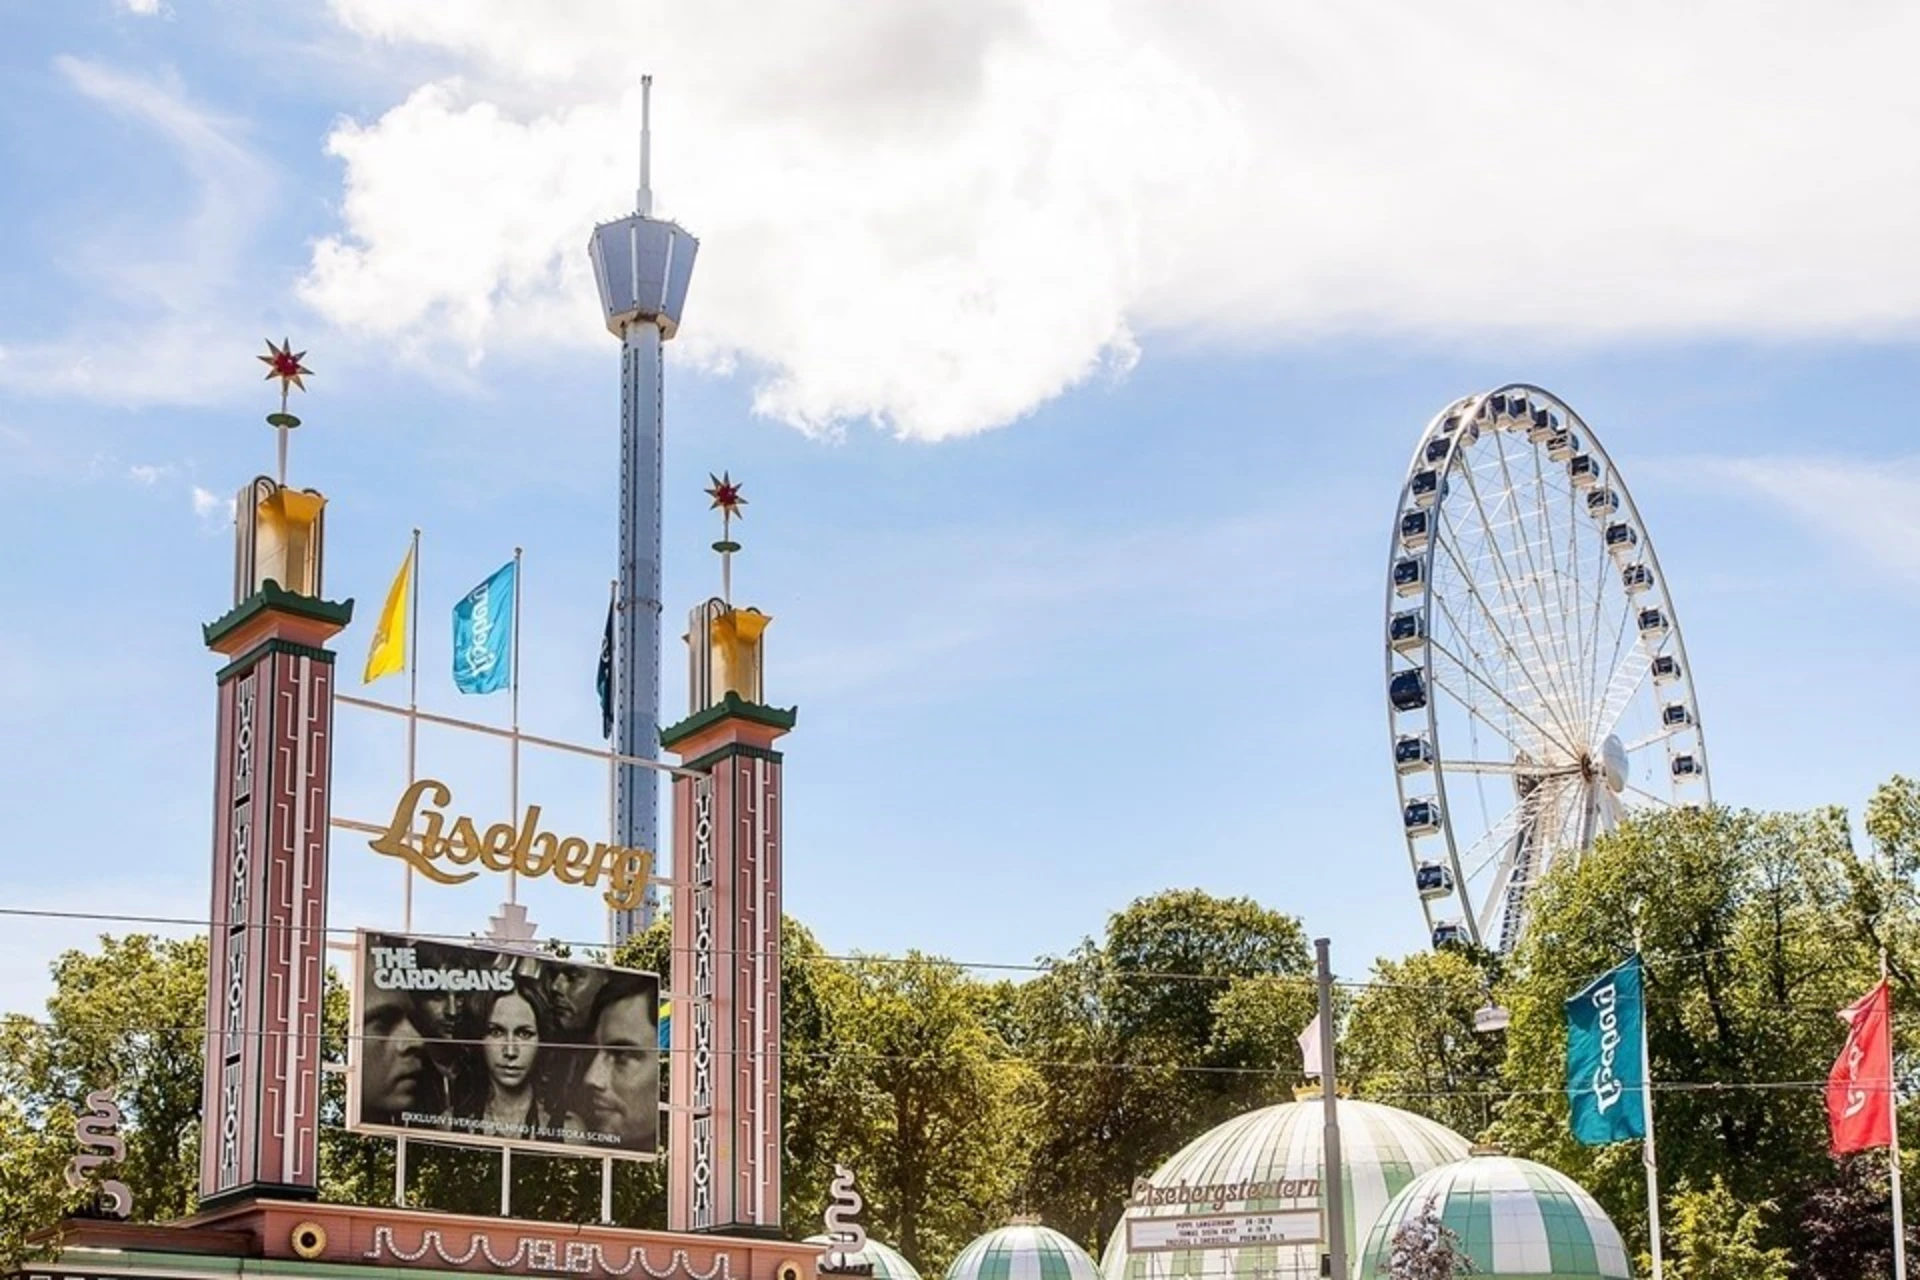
[1012,890,1315,1249]
[805,953,1035,1271]
[1666,1176,1791,1280]
[1344,948,1503,1140]
[0,934,208,1267]
[1493,803,1882,1249]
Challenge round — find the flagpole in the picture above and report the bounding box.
[508,546,523,906]
[397,529,421,1211]
[403,527,421,934]
[1887,952,1908,1280]
[1639,951,1664,1280]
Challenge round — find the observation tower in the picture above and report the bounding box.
[588,77,698,939]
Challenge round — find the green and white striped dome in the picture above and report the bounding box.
[947,1222,1101,1280]
[1357,1153,1630,1279]
[805,1236,925,1280]
[1101,1098,1472,1280]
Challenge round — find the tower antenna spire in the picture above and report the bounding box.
[637,74,653,217]
[257,338,311,486]
[705,472,745,606]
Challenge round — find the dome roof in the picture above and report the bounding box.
[1357,1153,1630,1279]
[947,1222,1100,1280]
[804,1236,924,1280]
[1101,1098,1472,1280]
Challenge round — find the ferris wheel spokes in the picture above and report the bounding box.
[1425,544,1588,755]
[1427,635,1579,762]
[1451,443,1593,738]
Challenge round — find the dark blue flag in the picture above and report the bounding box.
[597,597,614,740]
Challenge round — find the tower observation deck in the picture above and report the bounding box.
[587,77,698,940]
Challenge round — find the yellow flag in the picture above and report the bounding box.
[363,545,413,683]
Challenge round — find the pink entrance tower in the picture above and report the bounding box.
[665,478,791,1235]
[198,349,351,1206]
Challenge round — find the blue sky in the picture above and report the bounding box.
[2,1,1917,1014]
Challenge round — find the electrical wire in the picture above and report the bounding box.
[0,904,1861,996]
[0,1006,1892,1097]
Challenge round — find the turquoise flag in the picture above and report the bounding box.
[452,560,515,694]
[1566,954,1648,1145]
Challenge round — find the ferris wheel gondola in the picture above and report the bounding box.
[1383,386,1710,953]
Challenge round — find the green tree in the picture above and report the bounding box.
[1012,890,1314,1250]
[1859,776,1920,978]
[0,1093,75,1269]
[1667,1176,1790,1280]
[0,934,209,1264]
[809,954,1035,1273]
[1344,948,1503,1140]
[1494,804,1880,1253]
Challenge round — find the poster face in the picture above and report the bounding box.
[350,931,660,1159]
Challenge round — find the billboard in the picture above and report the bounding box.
[350,931,660,1159]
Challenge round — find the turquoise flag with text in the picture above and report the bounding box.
[452,560,515,694]
[1565,954,1647,1145]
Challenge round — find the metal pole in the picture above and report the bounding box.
[602,1156,615,1225]
[1888,954,1908,1280]
[1639,952,1664,1280]
[394,1135,408,1207]
[501,1146,513,1217]
[336,693,697,776]
[508,546,523,905]
[1315,938,1348,1280]
[404,528,420,933]
[637,75,653,217]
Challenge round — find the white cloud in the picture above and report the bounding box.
[192,484,235,529]
[119,0,162,13]
[0,58,273,404]
[305,1,1920,439]
[128,463,176,485]
[1709,456,1920,585]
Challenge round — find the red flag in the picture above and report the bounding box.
[1828,980,1895,1155]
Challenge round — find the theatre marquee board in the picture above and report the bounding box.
[348,931,661,1160]
[1125,1211,1322,1253]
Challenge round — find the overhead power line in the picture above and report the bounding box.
[0,905,1860,997]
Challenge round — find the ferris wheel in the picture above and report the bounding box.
[1384,386,1710,953]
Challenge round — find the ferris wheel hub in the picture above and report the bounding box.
[1600,734,1628,794]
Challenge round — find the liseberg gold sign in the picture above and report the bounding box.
[369,779,653,910]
